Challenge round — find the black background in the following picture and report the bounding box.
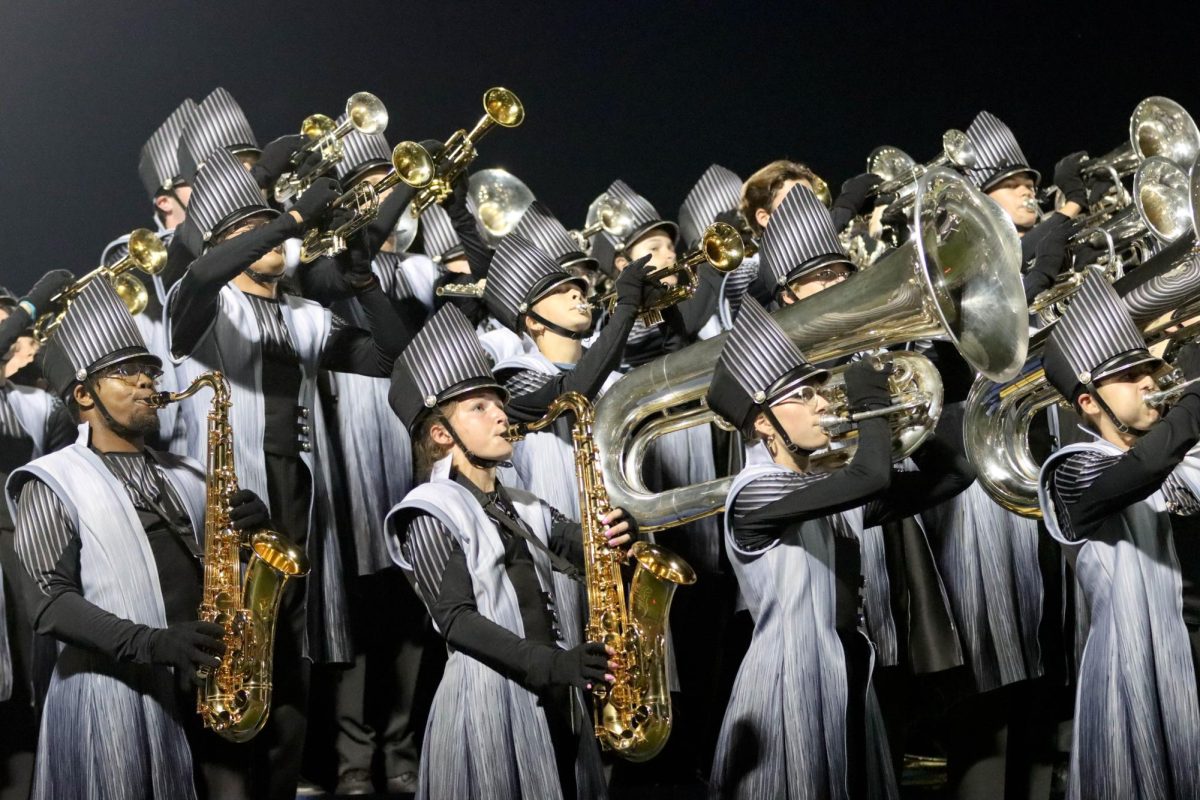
[2,0,1196,291]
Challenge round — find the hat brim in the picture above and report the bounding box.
[208,207,280,244]
[766,365,830,406]
[529,274,590,308]
[1092,350,1164,384]
[981,166,1042,192]
[783,254,857,288]
[620,220,679,252]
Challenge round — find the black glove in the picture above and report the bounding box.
[832,173,883,217]
[612,255,656,308]
[879,202,910,247]
[251,134,307,190]
[23,269,75,315]
[547,641,610,689]
[446,170,469,215]
[227,489,269,532]
[292,177,342,223]
[1175,342,1200,382]
[844,358,895,412]
[146,620,226,687]
[1053,152,1089,209]
[343,235,378,290]
[1030,217,1072,279]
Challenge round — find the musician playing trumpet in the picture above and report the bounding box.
[5,281,270,800]
[1039,273,1200,800]
[706,298,975,799]
[385,306,635,800]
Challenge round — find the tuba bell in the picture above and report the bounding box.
[469,168,535,247]
[273,92,389,203]
[593,168,1028,530]
[33,228,167,342]
[572,193,637,254]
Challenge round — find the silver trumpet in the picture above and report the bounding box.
[572,193,635,253]
[274,92,388,203]
[1145,374,1200,407]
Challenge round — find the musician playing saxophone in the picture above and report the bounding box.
[385,306,636,800]
[5,281,270,800]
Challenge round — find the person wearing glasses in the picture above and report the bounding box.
[5,280,271,800]
[706,298,974,799]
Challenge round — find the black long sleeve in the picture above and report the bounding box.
[319,283,417,377]
[736,417,893,547]
[662,263,723,339]
[446,193,493,280]
[1052,390,1200,540]
[861,434,976,526]
[364,184,417,257]
[0,306,31,360]
[34,575,158,665]
[500,304,638,422]
[169,213,302,358]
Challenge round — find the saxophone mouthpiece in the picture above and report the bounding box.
[145,391,172,408]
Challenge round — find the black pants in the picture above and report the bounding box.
[253,453,314,800]
[334,569,439,782]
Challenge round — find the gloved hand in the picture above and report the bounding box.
[1030,217,1072,279]
[22,269,75,316]
[1053,152,1089,209]
[878,202,910,247]
[1175,342,1200,382]
[612,255,656,308]
[227,489,270,532]
[547,641,611,689]
[251,134,307,189]
[146,620,225,687]
[832,173,883,217]
[292,177,342,223]
[343,234,378,290]
[844,358,895,412]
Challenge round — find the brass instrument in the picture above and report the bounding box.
[598,222,745,327]
[508,392,695,761]
[1042,96,1200,228]
[593,168,1028,530]
[434,279,486,298]
[33,228,167,342]
[1029,156,1196,323]
[814,353,943,452]
[866,129,978,207]
[299,142,434,262]
[470,168,535,247]
[273,92,388,203]
[148,371,309,741]
[573,193,637,254]
[400,88,525,219]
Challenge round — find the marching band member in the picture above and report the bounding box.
[1038,273,1200,799]
[707,297,974,799]
[509,200,601,291]
[758,183,856,306]
[385,305,633,800]
[5,280,271,799]
[166,147,415,799]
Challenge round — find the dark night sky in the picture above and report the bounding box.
[1,1,1196,291]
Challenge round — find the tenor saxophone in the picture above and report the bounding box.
[149,371,310,742]
[509,391,696,761]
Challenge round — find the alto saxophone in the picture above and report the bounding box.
[149,371,310,742]
[509,391,696,761]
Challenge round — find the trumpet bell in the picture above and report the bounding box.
[1131,96,1200,165]
[390,142,435,188]
[942,128,977,169]
[700,222,744,273]
[346,91,388,135]
[470,168,535,246]
[111,273,148,316]
[300,113,336,140]
[483,87,525,128]
[1134,156,1193,242]
[867,146,916,182]
[127,228,168,275]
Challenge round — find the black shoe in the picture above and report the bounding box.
[335,768,374,795]
[385,771,419,794]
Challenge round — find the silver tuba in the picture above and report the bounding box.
[593,168,1028,530]
[469,168,535,247]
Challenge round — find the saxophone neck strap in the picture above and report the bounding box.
[479,493,582,584]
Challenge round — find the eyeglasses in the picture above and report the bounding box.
[774,385,821,409]
[787,266,850,297]
[99,362,164,388]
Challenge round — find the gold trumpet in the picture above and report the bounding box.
[599,221,745,326]
[34,228,167,342]
[273,92,389,203]
[299,142,434,262]
[401,88,525,219]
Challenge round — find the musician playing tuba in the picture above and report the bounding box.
[384,306,635,800]
[705,298,975,799]
[6,280,270,800]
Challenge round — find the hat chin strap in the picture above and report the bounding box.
[440,416,513,470]
[1084,379,1145,437]
[242,266,282,286]
[763,405,813,458]
[84,377,140,442]
[526,310,588,341]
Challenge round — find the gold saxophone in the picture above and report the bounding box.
[149,371,310,742]
[508,391,696,761]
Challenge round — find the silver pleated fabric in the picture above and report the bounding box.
[177,87,258,181]
[1046,272,1149,386]
[1040,440,1200,800]
[393,305,497,415]
[6,433,206,800]
[759,184,846,294]
[678,163,742,249]
[420,204,462,264]
[598,179,678,252]
[963,110,1040,190]
[186,147,274,244]
[512,201,586,264]
[138,98,197,199]
[43,279,148,380]
[485,233,579,332]
[333,110,391,183]
[1123,250,1200,324]
[711,463,899,800]
[386,462,602,800]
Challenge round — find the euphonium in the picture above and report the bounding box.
[1029,156,1196,323]
[593,168,1028,530]
[598,221,745,327]
[273,92,388,203]
[965,233,1200,517]
[148,371,309,742]
[399,88,525,219]
[508,392,695,761]
[299,141,434,262]
[866,129,978,208]
[34,228,167,342]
